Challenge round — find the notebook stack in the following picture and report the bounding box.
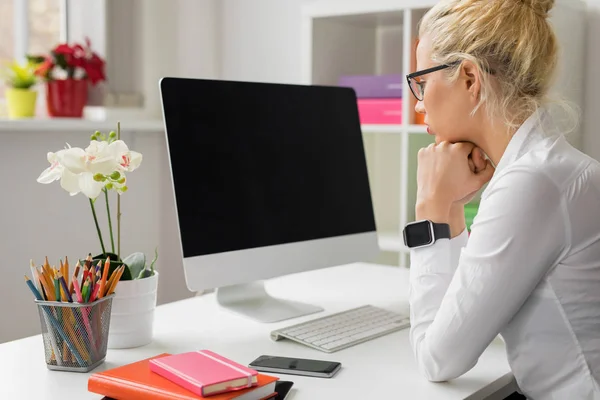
[88,351,279,400]
[338,74,402,125]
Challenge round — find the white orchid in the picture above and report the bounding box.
[37,145,82,196]
[109,140,142,173]
[37,127,144,261]
[37,135,143,199]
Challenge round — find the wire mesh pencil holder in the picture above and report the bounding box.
[35,294,114,372]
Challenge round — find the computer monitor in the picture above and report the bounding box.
[160,77,379,323]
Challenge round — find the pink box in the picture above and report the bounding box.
[357,98,402,124]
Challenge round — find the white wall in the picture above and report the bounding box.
[220,0,317,84]
[141,0,221,117]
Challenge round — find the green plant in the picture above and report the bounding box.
[123,247,158,279]
[37,122,157,281]
[2,59,40,89]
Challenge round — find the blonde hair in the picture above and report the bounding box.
[419,0,574,132]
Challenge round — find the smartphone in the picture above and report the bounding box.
[273,381,294,400]
[249,355,341,378]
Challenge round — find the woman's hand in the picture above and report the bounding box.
[415,141,495,224]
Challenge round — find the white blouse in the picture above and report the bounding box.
[409,110,600,399]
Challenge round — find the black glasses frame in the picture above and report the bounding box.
[406,62,459,101]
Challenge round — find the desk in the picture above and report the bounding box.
[0,263,518,399]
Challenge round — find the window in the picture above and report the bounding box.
[28,0,63,55]
[0,0,66,109]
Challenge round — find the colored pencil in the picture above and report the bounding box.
[69,260,81,295]
[84,278,93,303]
[72,275,98,359]
[64,256,70,289]
[82,279,90,303]
[24,275,43,301]
[37,268,53,301]
[29,260,38,293]
[54,275,61,303]
[84,253,92,269]
[56,273,72,303]
[89,282,101,303]
[104,266,124,296]
[24,275,64,366]
[104,266,119,294]
[98,257,110,299]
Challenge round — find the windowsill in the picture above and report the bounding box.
[0,107,164,133]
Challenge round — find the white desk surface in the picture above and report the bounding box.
[0,263,517,399]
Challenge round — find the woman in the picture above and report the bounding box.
[404,0,600,398]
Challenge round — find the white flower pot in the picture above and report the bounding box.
[107,271,159,349]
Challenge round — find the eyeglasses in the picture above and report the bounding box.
[406,62,458,101]
[407,61,495,101]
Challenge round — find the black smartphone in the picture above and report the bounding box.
[249,355,341,378]
[273,381,294,400]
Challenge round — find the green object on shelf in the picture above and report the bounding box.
[464,202,480,232]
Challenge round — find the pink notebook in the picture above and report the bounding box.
[148,350,258,397]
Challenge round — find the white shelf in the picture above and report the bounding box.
[303,0,438,19]
[407,124,428,134]
[378,232,409,253]
[360,124,428,135]
[361,124,403,134]
[0,117,164,133]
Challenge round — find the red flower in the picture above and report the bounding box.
[29,39,106,85]
[84,52,106,85]
[35,58,54,78]
[53,43,74,55]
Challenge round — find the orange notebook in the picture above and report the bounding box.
[88,354,278,400]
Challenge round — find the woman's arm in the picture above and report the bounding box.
[409,167,568,381]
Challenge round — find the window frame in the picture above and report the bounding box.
[12,0,69,62]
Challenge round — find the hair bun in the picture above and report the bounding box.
[522,0,555,18]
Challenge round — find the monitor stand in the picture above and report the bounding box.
[216,281,323,323]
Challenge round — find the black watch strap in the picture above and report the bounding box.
[433,222,451,240]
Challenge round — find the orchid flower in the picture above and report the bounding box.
[109,140,143,173]
[58,140,121,199]
[37,128,143,260]
[37,146,82,196]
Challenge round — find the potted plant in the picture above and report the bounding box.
[36,123,160,349]
[29,38,106,118]
[1,58,41,118]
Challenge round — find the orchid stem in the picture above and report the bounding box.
[117,121,121,259]
[89,198,106,255]
[104,188,115,254]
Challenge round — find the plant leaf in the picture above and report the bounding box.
[89,252,132,281]
[149,247,158,274]
[123,252,146,280]
[137,268,154,279]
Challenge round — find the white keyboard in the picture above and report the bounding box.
[270,305,410,353]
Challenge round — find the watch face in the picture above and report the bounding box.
[404,221,434,248]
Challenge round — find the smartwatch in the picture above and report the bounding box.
[402,220,451,249]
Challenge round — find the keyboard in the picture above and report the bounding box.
[270,305,410,353]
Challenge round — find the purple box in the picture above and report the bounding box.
[338,74,403,98]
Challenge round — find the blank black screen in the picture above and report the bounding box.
[161,78,376,257]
